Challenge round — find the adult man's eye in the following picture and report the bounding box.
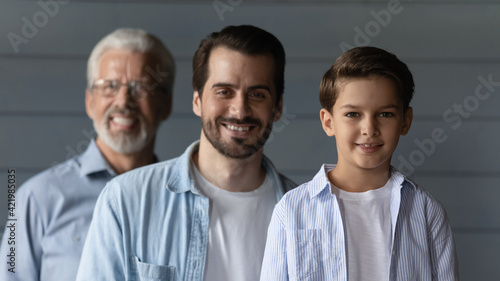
[105,81,119,90]
[345,112,359,117]
[251,92,266,98]
[134,83,147,92]
[216,90,229,96]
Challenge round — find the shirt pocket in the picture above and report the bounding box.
[287,229,326,280]
[130,256,176,281]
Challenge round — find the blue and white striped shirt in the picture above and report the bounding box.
[260,164,459,281]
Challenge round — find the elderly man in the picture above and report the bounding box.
[0,28,175,281]
[76,25,295,281]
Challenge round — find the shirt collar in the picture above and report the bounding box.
[392,167,417,190]
[308,164,336,198]
[165,140,288,197]
[79,139,116,177]
[165,141,200,194]
[262,153,289,199]
[389,166,416,190]
[308,164,416,198]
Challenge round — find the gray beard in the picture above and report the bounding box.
[93,118,151,154]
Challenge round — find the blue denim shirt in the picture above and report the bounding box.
[0,140,115,281]
[77,141,295,281]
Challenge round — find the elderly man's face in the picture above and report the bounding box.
[85,49,171,154]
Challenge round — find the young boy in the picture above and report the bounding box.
[260,47,459,281]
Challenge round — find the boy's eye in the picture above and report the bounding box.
[345,112,359,117]
[379,112,395,117]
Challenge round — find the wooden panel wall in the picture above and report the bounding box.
[1,1,499,279]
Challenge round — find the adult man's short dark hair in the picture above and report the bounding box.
[192,25,285,107]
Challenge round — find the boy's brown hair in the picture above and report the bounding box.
[319,46,414,112]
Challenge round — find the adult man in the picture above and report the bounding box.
[76,25,295,281]
[0,28,175,281]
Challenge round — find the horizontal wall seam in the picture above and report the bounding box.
[7,0,500,5]
[3,54,500,64]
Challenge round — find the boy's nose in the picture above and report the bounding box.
[361,118,380,136]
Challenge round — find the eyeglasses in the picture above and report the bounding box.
[91,79,156,100]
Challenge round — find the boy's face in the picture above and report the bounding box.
[320,76,412,172]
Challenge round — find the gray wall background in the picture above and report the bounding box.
[1,0,499,279]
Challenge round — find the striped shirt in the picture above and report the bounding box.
[260,164,459,281]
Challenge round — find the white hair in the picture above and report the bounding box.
[87,28,175,96]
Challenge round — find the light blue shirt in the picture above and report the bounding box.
[76,141,296,281]
[260,164,459,281]
[0,140,116,281]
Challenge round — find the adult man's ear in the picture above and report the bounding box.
[193,91,202,117]
[160,92,173,121]
[273,96,283,122]
[85,89,95,120]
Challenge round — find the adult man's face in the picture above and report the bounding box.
[193,46,282,159]
[85,49,171,154]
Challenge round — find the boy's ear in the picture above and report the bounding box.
[320,108,335,137]
[401,107,413,135]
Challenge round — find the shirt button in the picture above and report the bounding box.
[73,235,81,242]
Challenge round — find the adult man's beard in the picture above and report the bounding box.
[202,116,273,159]
[93,107,153,154]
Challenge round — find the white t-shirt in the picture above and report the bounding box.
[331,176,394,281]
[191,161,277,281]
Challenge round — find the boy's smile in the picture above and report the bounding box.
[320,76,413,173]
[356,142,383,153]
